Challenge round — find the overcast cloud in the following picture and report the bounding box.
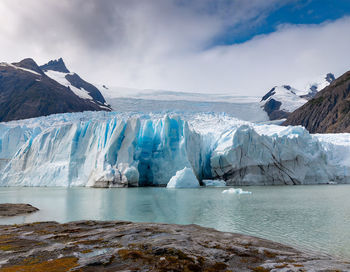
[0,0,349,95]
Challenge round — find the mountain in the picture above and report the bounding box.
[300,73,335,100]
[261,74,335,120]
[0,58,111,122]
[283,70,350,133]
[260,85,307,120]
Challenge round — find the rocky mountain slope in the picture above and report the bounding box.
[261,73,334,120]
[0,58,110,122]
[283,70,350,133]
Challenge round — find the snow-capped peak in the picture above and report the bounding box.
[261,73,335,120]
[301,73,335,99]
[41,59,109,107]
[261,85,307,113]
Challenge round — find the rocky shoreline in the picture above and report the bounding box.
[0,203,38,217]
[0,219,349,271]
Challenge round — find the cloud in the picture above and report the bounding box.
[0,0,349,96]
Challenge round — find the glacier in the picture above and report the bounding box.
[0,111,350,187]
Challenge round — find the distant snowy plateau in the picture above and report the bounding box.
[1,111,349,187]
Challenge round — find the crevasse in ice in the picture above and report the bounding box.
[0,111,349,187]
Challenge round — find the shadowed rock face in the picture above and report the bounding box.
[65,73,106,104]
[283,71,350,133]
[0,221,348,271]
[0,58,110,122]
[40,58,70,73]
[12,58,44,75]
[263,99,290,120]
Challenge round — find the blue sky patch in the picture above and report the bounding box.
[217,0,350,45]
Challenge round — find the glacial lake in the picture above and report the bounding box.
[0,185,350,259]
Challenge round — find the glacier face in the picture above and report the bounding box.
[0,112,349,187]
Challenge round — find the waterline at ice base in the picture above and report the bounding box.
[0,111,349,187]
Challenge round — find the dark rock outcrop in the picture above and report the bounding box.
[12,58,44,75]
[0,203,38,217]
[0,58,110,122]
[40,57,70,73]
[0,221,349,271]
[263,98,290,120]
[283,71,350,133]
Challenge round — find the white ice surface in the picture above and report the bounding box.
[97,85,260,103]
[97,85,268,122]
[1,112,350,187]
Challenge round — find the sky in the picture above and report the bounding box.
[0,0,350,96]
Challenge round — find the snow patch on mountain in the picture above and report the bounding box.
[45,70,93,100]
[0,62,41,76]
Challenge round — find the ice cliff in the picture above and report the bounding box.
[0,112,349,187]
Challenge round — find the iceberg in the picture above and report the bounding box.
[222,188,252,195]
[0,111,350,187]
[166,167,200,188]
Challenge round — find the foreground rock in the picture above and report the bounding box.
[0,204,38,217]
[0,221,349,271]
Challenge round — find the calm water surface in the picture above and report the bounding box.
[0,185,349,259]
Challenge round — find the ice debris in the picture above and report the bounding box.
[222,188,252,195]
[203,179,226,187]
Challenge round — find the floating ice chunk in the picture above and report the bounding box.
[327,181,337,185]
[203,179,226,187]
[222,188,252,195]
[166,167,200,188]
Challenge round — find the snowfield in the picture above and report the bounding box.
[0,111,349,187]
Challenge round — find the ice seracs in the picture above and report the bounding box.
[0,112,350,187]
